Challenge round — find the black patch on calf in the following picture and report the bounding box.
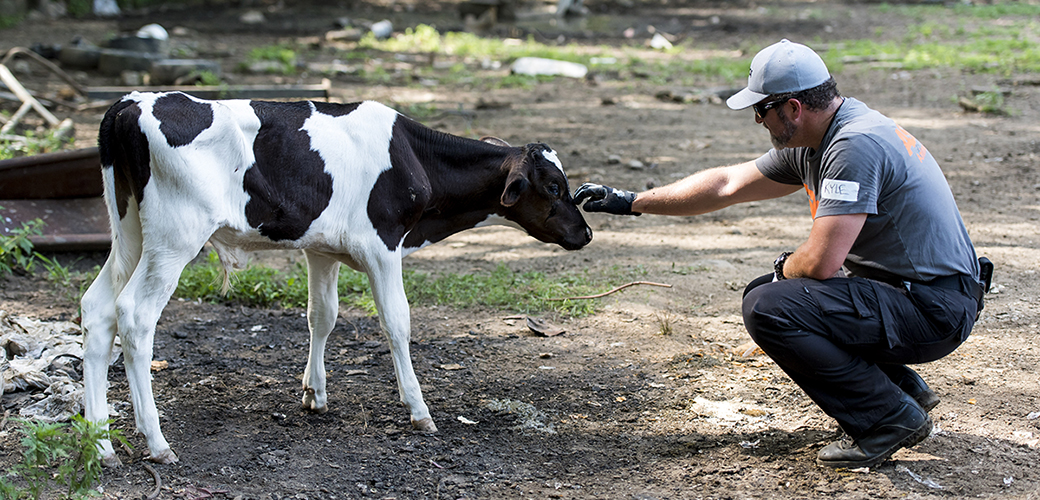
[98,99,150,219]
[244,101,333,241]
[153,92,214,147]
[312,101,361,117]
[368,118,431,251]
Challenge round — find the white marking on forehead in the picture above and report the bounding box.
[542,149,566,177]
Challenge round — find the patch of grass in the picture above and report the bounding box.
[173,251,648,317]
[845,3,1040,75]
[395,102,439,120]
[0,416,127,500]
[243,44,299,75]
[654,312,677,336]
[973,89,1007,113]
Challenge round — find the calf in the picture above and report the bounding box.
[81,92,592,465]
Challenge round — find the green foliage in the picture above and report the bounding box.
[66,0,92,18]
[0,131,75,161]
[973,90,1006,113]
[0,215,45,276]
[196,70,223,86]
[1,415,126,500]
[0,12,24,29]
[173,251,635,316]
[175,252,309,308]
[244,44,298,75]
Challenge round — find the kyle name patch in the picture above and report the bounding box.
[821,178,859,202]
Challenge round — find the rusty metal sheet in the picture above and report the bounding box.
[0,147,103,199]
[0,197,110,251]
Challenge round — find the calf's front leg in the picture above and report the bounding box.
[366,253,436,432]
[301,250,341,413]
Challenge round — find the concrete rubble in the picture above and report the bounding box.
[40,22,223,85]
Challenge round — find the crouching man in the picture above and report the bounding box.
[575,39,987,468]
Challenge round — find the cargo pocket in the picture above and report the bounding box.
[804,279,884,346]
[804,279,876,318]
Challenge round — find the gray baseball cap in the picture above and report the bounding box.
[726,39,830,110]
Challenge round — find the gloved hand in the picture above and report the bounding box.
[572,183,641,216]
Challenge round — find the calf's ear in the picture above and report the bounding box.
[481,136,511,147]
[501,170,528,207]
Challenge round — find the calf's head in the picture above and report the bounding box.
[495,140,592,251]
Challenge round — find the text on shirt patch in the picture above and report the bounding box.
[821,178,860,202]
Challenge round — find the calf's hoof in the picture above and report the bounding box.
[302,388,328,413]
[411,417,438,433]
[101,453,123,468]
[148,449,179,464]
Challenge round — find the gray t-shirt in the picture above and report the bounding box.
[756,97,978,283]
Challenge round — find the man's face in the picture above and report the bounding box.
[768,104,798,149]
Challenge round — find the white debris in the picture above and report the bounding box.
[370,20,394,39]
[239,10,266,24]
[1,311,107,423]
[897,465,944,490]
[510,57,588,79]
[650,33,673,50]
[93,0,120,16]
[136,23,169,40]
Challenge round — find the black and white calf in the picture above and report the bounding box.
[81,91,592,465]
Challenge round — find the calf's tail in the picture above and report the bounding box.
[97,97,150,290]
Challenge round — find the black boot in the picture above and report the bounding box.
[880,364,940,412]
[817,394,932,469]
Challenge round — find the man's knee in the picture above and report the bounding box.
[742,282,783,342]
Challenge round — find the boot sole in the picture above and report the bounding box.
[816,415,933,469]
[916,391,940,413]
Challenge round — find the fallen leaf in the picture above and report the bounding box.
[732,340,764,358]
[968,398,977,404]
[526,316,565,337]
[150,360,169,372]
[457,415,478,425]
[438,363,464,371]
[740,408,769,417]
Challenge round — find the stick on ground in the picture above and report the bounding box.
[548,281,672,301]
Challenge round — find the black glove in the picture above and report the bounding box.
[572,183,641,215]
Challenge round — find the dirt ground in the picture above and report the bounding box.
[2,1,1040,499]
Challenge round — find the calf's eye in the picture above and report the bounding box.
[547,184,560,196]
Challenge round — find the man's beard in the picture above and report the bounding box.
[770,107,798,149]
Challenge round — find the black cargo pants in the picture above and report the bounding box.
[741,274,980,438]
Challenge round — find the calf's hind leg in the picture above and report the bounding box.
[80,258,125,467]
[116,235,212,463]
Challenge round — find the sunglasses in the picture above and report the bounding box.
[753,98,789,120]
